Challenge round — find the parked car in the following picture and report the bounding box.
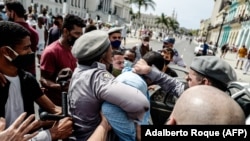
[148,65,188,125]
[194,43,214,56]
[149,66,250,125]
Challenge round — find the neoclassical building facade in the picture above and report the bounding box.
[6,0,130,25]
[203,0,250,48]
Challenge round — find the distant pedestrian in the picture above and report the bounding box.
[220,43,229,58]
[47,14,63,45]
[121,25,127,46]
[235,45,248,70]
[243,50,250,74]
[202,41,209,55]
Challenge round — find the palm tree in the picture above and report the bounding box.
[155,13,168,29]
[128,0,156,18]
[168,18,179,34]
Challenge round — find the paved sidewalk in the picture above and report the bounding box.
[192,40,250,83]
[215,50,250,83]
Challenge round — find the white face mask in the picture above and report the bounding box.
[124,60,133,68]
[3,46,19,62]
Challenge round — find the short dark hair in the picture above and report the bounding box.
[5,1,26,18]
[142,51,164,71]
[62,14,85,31]
[124,49,136,59]
[0,21,30,48]
[112,50,124,57]
[84,24,97,33]
[164,48,174,59]
[52,14,63,20]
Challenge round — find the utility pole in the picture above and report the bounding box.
[63,0,67,17]
[215,12,227,47]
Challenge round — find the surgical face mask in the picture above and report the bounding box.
[112,68,122,77]
[4,46,35,69]
[111,40,121,48]
[124,60,133,68]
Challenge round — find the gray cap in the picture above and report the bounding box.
[107,27,123,35]
[72,30,110,61]
[190,56,237,86]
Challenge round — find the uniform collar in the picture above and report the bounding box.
[77,62,106,70]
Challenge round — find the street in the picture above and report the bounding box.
[125,36,250,83]
[125,36,198,68]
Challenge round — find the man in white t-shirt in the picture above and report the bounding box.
[121,25,127,46]
[36,15,48,65]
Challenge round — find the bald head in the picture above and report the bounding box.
[169,85,245,125]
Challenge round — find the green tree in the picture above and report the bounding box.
[168,17,179,33]
[129,0,156,18]
[155,13,179,34]
[155,13,169,30]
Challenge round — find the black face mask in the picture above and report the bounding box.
[4,47,35,69]
[8,17,14,22]
[12,53,35,69]
[164,60,171,65]
[68,36,77,46]
[54,20,60,26]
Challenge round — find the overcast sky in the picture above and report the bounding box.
[134,0,214,29]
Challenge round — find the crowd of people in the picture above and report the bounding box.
[0,1,249,141]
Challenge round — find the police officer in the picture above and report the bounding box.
[68,30,150,140]
[107,27,126,51]
[163,37,186,68]
[133,56,237,97]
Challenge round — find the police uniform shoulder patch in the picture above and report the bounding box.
[101,72,113,82]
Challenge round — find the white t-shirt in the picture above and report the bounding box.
[4,75,24,128]
[121,27,127,37]
[4,75,52,141]
[36,24,45,44]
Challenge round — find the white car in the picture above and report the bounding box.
[194,43,214,56]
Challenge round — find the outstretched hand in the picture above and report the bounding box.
[49,117,73,140]
[0,113,39,141]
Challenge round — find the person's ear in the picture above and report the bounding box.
[202,78,211,85]
[63,28,69,35]
[1,46,17,59]
[165,117,176,125]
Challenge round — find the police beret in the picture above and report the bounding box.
[107,27,123,35]
[190,56,237,86]
[163,37,175,44]
[72,30,110,61]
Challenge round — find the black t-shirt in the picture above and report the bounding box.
[164,67,178,77]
